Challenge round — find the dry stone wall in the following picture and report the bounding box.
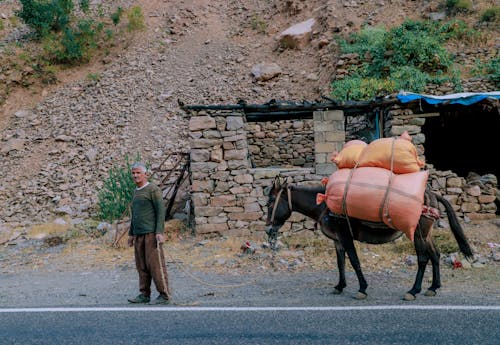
[247,120,315,168]
[188,110,343,236]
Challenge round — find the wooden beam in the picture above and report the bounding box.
[397,112,440,119]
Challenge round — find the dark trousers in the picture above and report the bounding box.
[134,233,170,299]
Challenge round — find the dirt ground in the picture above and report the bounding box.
[0,217,499,308]
[1,217,498,284]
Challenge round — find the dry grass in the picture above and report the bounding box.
[2,215,498,277]
[36,218,500,273]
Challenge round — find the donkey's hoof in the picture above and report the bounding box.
[403,293,416,301]
[424,289,437,297]
[331,288,343,295]
[353,292,367,300]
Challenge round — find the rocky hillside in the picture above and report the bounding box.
[0,0,498,231]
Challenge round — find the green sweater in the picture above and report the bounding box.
[129,183,165,236]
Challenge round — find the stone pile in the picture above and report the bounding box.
[428,169,498,221]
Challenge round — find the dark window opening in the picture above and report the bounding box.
[421,105,500,180]
[346,111,381,143]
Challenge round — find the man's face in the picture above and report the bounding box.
[131,168,148,187]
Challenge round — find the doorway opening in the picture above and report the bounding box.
[421,104,499,180]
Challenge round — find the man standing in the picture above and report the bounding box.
[127,162,170,304]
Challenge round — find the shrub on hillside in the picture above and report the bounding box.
[330,19,474,101]
[480,6,500,23]
[446,0,473,14]
[97,162,137,222]
[127,6,145,31]
[41,18,101,63]
[111,7,123,25]
[16,0,74,37]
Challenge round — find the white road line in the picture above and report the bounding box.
[0,305,499,313]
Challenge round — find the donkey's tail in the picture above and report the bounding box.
[435,193,474,260]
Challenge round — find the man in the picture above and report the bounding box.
[127,162,170,305]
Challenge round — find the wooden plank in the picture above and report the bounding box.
[398,112,440,119]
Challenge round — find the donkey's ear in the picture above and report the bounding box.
[281,176,289,188]
[263,186,272,196]
[272,176,281,188]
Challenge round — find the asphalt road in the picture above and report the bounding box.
[1,307,499,345]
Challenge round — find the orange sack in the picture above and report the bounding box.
[317,167,429,241]
[330,140,367,169]
[357,131,425,174]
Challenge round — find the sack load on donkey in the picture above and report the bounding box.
[317,167,429,241]
[319,131,428,240]
[330,131,425,174]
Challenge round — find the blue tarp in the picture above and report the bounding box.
[397,91,500,106]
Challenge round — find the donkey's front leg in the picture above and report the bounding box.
[343,239,368,299]
[329,218,368,299]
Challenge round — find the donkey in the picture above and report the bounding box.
[264,177,473,300]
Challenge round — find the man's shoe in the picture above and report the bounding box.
[127,294,150,303]
[149,295,170,305]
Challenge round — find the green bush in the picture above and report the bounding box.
[104,28,113,40]
[484,57,500,86]
[389,66,429,92]
[97,161,137,222]
[78,0,89,13]
[86,72,100,81]
[250,13,267,34]
[16,0,74,37]
[42,18,99,63]
[438,19,481,43]
[387,21,452,72]
[127,6,145,31]
[16,0,113,65]
[473,57,500,86]
[480,6,500,23]
[330,19,465,101]
[111,7,123,26]
[331,75,395,101]
[446,0,473,14]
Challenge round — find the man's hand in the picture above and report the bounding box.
[127,236,135,247]
[156,233,165,244]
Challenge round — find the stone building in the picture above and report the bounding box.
[184,91,499,237]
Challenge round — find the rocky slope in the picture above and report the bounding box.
[0,0,498,231]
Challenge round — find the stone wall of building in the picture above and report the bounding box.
[247,120,315,168]
[188,109,344,236]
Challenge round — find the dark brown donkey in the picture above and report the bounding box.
[264,177,473,300]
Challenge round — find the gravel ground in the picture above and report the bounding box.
[1,243,498,309]
[1,218,499,309]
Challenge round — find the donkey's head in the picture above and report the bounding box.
[263,176,293,246]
